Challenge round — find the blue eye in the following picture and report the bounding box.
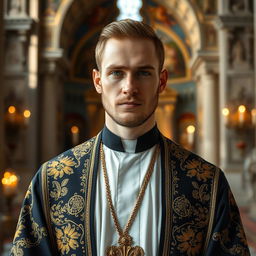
[137,70,151,77]
[110,70,123,77]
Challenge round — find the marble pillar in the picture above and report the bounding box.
[218,28,229,169]
[40,60,61,162]
[0,0,4,172]
[254,0,256,146]
[201,72,219,165]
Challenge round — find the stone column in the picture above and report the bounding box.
[200,72,219,165]
[218,27,229,169]
[254,0,256,146]
[40,60,61,162]
[0,0,4,172]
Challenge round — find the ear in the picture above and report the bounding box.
[158,69,168,93]
[93,69,102,94]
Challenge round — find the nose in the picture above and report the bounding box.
[122,73,138,95]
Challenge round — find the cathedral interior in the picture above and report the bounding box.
[0,0,256,254]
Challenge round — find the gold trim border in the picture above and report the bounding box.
[162,136,172,254]
[203,167,220,254]
[85,134,100,255]
[41,162,58,253]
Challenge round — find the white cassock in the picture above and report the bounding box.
[95,139,162,255]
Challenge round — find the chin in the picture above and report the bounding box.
[114,114,153,128]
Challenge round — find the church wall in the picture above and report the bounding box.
[217,0,255,172]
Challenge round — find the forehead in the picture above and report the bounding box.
[100,37,159,70]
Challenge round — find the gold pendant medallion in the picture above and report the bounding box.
[106,235,144,256]
[106,245,144,256]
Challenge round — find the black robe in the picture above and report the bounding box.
[11,129,250,255]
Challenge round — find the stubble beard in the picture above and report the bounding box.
[102,94,159,128]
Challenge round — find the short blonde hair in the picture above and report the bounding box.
[95,19,165,72]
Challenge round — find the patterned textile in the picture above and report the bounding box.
[10,131,250,255]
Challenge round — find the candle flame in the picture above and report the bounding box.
[238,105,246,113]
[186,125,195,134]
[71,126,79,134]
[222,108,230,116]
[8,106,16,114]
[23,110,31,118]
[2,171,18,186]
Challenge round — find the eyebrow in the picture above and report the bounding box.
[105,64,156,70]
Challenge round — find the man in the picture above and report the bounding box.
[11,19,249,255]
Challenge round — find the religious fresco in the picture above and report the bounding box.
[68,3,113,58]
[70,33,98,82]
[144,0,191,55]
[141,0,191,82]
[68,1,118,82]
[163,39,186,79]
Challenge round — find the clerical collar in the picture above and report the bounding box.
[101,125,160,153]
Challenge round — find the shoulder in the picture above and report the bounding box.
[162,135,222,182]
[36,137,97,178]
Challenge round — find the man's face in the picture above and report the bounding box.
[93,37,167,129]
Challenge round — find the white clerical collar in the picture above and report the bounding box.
[101,125,160,153]
[121,139,137,153]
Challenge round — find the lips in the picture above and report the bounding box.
[120,102,140,105]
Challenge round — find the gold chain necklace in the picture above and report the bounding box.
[100,143,160,256]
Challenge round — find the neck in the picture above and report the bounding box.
[105,115,156,140]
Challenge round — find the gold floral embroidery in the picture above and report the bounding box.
[56,224,80,254]
[13,223,25,240]
[192,182,210,202]
[67,195,85,216]
[72,139,94,167]
[48,156,76,179]
[173,195,192,217]
[11,181,48,255]
[171,143,190,162]
[50,179,69,200]
[50,201,67,224]
[185,159,213,181]
[177,227,203,256]
[80,159,90,193]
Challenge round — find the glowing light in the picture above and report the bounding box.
[186,125,195,134]
[1,171,18,186]
[8,106,16,114]
[222,108,230,116]
[71,126,79,134]
[23,110,31,118]
[238,105,246,113]
[117,0,142,21]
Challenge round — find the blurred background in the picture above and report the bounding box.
[0,0,256,255]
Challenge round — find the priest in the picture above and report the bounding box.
[11,19,250,256]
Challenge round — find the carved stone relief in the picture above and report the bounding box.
[228,28,253,70]
[4,33,25,73]
[204,24,217,48]
[9,0,22,16]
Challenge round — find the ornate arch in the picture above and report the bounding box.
[43,0,203,59]
[161,0,203,57]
